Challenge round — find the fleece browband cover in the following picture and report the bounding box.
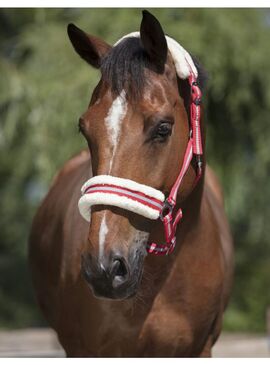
[78,175,165,222]
[114,32,198,79]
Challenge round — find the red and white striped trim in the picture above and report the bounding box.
[81,175,164,201]
[189,73,203,155]
[167,139,193,205]
[78,175,165,222]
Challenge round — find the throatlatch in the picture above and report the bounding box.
[78,35,203,256]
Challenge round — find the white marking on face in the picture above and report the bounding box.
[99,214,108,259]
[98,91,127,258]
[104,90,127,173]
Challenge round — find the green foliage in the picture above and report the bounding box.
[0,8,269,331]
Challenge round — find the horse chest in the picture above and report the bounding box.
[94,302,142,356]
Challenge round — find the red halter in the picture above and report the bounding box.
[146,72,203,255]
[78,72,203,256]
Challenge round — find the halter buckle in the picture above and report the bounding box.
[159,199,174,221]
[196,155,203,173]
[193,98,201,106]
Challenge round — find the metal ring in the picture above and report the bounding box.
[159,200,174,221]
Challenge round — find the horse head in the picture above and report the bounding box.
[67,10,205,299]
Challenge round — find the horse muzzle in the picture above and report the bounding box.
[81,247,145,300]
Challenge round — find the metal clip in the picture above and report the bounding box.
[159,199,174,221]
[196,155,203,173]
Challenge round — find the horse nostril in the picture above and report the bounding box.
[111,258,129,288]
[111,258,128,277]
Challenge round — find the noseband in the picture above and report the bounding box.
[78,34,203,256]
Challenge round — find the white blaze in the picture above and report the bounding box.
[98,92,127,257]
[99,214,108,259]
[104,90,127,173]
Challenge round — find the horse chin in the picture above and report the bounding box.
[88,270,144,300]
[91,283,140,301]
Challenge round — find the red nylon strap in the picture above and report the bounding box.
[146,71,203,256]
[190,73,203,155]
[167,138,193,205]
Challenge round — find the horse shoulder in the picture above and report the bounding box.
[28,150,91,326]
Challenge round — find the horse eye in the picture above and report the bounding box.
[152,122,172,141]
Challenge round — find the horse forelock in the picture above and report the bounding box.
[100,34,207,101]
[101,37,149,100]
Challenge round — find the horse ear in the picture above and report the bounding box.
[140,10,168,72]
[67,23,111,68]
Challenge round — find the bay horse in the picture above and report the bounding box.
[29,10,234,357]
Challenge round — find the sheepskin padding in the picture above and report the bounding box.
[114,32,198,79]
[81,175,165,202]
[78,192,161,222]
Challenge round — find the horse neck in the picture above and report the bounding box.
[182,166,205,225]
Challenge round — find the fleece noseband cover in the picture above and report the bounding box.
[78,175,165,222]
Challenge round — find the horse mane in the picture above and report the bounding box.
[101,36,208,101]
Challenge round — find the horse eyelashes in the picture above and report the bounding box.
[151,121,173,142]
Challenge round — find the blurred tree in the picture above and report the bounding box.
[0,8,269,331]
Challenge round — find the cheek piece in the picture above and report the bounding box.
[78,34,203,256]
